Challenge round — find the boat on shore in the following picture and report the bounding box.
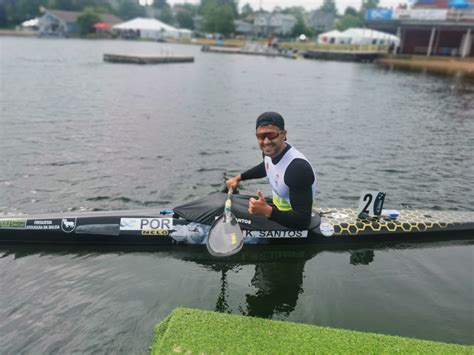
[0,193,472,245]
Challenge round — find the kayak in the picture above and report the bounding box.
[0,193,472,245]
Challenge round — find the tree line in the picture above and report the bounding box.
[0,0,380,37]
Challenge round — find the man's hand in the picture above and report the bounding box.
[248,190,272,217]
[225,175,241,191]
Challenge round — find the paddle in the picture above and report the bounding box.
[206,187,244,257]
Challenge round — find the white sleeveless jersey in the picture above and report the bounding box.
[264,145,316,210]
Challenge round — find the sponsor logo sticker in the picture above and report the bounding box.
[26,219,61,231]
[141,229,169,236]
[61,218,76,233]
[320,222,335,237]
[244,230,307,238]
[120,218,173,233]
[0,218,27,229]
[236,218,251,225]
[332,213,349,219]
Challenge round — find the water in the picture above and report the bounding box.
[0,37,473,353]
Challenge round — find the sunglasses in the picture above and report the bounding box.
[256,131,284,141]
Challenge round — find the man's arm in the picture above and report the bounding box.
[226,162,266,190]
[241,162,266,180]
[269,159,315,230]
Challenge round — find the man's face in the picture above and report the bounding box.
[256,124,287,158]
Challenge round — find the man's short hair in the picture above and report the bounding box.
[256,112,285,130]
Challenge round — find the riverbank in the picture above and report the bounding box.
[376,55,474,77]
[151,308,473,354]
[0,29,36,37]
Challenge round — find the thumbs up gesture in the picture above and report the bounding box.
[248,190,273,217]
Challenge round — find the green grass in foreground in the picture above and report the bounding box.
[151,307,472,354]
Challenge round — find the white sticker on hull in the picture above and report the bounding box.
[320,222,335,237]
[120,218,173,231]
[244,230,308,238]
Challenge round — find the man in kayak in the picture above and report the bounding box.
[226,112,316,230]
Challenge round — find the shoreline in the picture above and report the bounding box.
[376,54,474,78]
[2,31,473,77]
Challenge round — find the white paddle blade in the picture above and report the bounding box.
[206,214,244,257]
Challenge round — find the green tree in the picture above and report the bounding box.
[157,5,173,24]
[152,0,169,9]
[360,0,380,15]
[336,14,361,31]
[176,11,194,29]
[200,0,237,17]
[0,0,49,27]
[292,17,314,37]
[280,6,305,20]
[240,3,253,19]
[319,0,337,15]
[116,0,145,20]
[77,7,101,35]
[202,3,234,35]
[344,6,359,17]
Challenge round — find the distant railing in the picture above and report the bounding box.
[446,8,474,21]
[280,42,390,52]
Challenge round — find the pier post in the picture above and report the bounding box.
[427,27,436,57]
[461,29,472,58]
[395,26,401,54]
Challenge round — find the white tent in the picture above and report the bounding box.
[341,28,399,46]
[317,30,344,44]
[113,18,191,40]
[21,18,39,27]
[318,28,399,46]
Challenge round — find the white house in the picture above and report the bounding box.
[254,14,297,36]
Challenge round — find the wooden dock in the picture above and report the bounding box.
[201,45,282,58]
[103,53,194,64]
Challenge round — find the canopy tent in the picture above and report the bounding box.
[94,22,112,30]
[21,18,39,28]
[318,28,399,46]
[317,30,343,44]
[342,28,400,45]
[113,17,191,39]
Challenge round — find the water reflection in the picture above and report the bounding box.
[208,247,377,318]
[4,240,470,323]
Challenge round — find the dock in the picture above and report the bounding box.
[103,53,194,64]
[303,50,384,63]
[201,45,282,58]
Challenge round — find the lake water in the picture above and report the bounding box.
[0,37,473,353]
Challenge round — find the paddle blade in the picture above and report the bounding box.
[206,213,244,257]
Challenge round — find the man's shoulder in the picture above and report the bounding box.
[285,158,315,186]
[288,158,313,172]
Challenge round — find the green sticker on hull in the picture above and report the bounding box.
[0,218,27,229]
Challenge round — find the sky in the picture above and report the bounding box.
[164,0,405,14]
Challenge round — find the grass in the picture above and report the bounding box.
[151,307,473,354]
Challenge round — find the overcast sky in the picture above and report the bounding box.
[165,0,406,14]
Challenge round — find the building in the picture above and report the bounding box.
[365,5,474,57]
[234,20,254,36]
[308,10,336,33]
[254,14,297,37]
[39,9,122,37]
